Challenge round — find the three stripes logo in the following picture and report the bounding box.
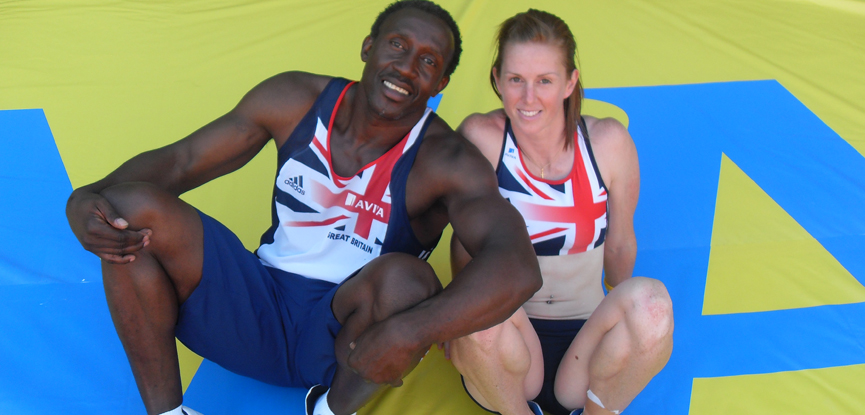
[285,175,305,195]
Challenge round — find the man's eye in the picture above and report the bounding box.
[540,79,552,84]
[423,57,436,66]
[391,40,403,49]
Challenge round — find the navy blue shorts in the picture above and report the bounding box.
[529,318,586,415]
[174,210,345,388]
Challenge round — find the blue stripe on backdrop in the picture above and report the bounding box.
[0,109,144,413]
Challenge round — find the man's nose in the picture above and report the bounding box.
[392,53,417,79]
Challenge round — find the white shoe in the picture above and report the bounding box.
[181,406,203,415]
[304,385,329,415]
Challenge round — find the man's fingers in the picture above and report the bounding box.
[100,253,135,264]
[83,224,148,256]
[95,199,128,230]
[118,237,148,254]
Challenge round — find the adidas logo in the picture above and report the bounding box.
[284,175,305,195]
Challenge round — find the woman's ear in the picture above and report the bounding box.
[565,68,579,96]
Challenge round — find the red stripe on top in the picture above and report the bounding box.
[530,227,568,240]
[516,169,554,200]
[286,215,350,227]
[322,82,356,188]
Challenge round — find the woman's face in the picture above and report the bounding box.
[495,41,578,136]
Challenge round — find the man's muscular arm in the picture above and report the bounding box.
[346,128,541,384]
[66,72,327,263]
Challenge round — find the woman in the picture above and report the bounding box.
[449,9,673,415]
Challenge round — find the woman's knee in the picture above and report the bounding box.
[453,323,508,355]
[451,317,532,377]
[620,277,674,350]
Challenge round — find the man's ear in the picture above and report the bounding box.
[361,36,373,62]
[433,75,450,96]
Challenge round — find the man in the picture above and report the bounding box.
[65,1,542,415]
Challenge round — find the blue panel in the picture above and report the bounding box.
[0,109,98,285]
[0,284,145,414]
[426,93,443,111]
[183,360,306,414]
[0,109,143,413]
[587,81,865,414]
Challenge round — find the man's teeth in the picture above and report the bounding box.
[519,110,540,117]
[383,80,409,95]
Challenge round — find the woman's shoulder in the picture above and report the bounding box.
[583,115,631,148]
[459,109,506,140]
[582,115,638,186]
[457,109,507,166]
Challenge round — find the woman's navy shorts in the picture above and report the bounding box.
[529,318,587,415]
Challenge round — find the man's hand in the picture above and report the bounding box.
[346,318,428,387]
[437,341,451,360]
[66,190,150,264]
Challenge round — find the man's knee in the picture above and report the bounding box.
[101,182,177,228]
[348,253,443,322]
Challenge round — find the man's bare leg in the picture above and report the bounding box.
[554,277,674,414]
[100,182,205,415]
[449,308,544,415]
[326,253,444,415]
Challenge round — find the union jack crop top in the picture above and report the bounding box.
[256,78,437,283]
[496,117,608,256]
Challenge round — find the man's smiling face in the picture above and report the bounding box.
[359,7,454,121]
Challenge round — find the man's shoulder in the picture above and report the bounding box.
[248,71,334,107]
[236,72,341,146]
[417,116,466,159]
[414,115,498,184]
